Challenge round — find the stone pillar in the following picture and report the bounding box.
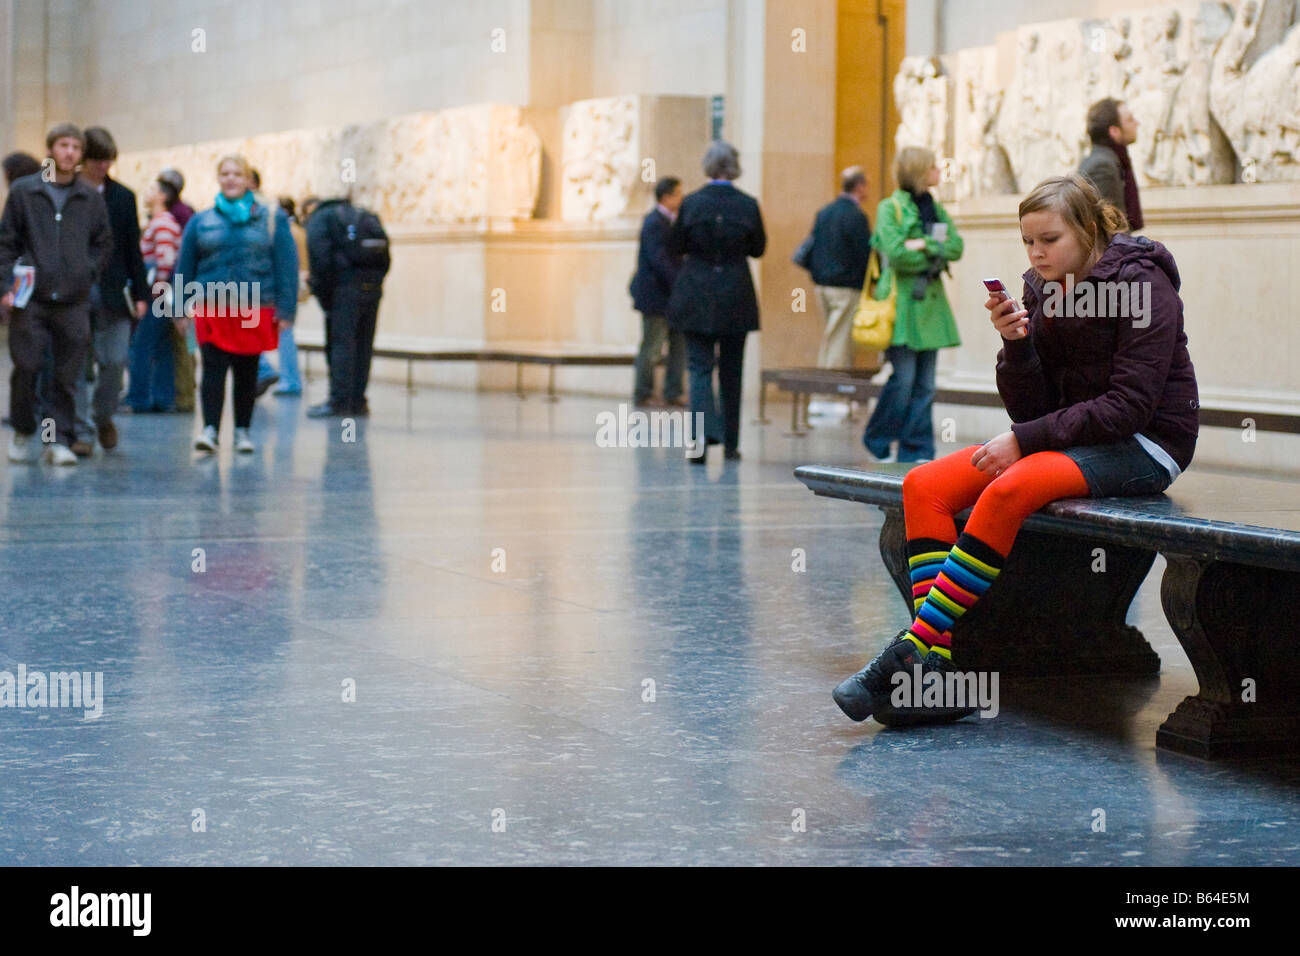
[755,0,838,373]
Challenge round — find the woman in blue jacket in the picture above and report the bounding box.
[173,154,298,454]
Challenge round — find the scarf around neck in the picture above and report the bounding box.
[1111,141,1144,231]
[215,190,256,223]
[909,189,939,231]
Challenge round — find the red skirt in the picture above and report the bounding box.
[194,305,278,355]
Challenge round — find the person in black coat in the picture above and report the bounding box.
[629,176,685,406]
[667,141,766,463]
[74,126,149,455]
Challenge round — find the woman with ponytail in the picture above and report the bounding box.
[832,173,1199,725]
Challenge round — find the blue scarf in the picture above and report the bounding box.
[214,190,255,223]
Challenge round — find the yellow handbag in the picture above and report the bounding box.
[851,254,895,351]
[852,196,904,351]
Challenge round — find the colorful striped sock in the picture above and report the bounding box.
[908,531,1006,658]
[903,537,953,652]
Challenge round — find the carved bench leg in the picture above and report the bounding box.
[878,509,1160,676]
[1156,556,1300,759]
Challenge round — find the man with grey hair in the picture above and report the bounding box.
[804,166,872,375]
[667,140,766,463]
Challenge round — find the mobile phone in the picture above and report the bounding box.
[983,277,1027,337]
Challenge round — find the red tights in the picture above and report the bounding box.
[903,445,1091,557]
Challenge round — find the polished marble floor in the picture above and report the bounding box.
[1,378,1298,866]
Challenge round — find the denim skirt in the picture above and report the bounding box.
[1060,437,1173,498]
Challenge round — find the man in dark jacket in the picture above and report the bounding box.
[807,165,873,370]
[667,141,766,463]
[306,197,389,418]
[74,127,149,455]
[1079,98,1143,233]
[0,123,113,465]
[629,176,685,406]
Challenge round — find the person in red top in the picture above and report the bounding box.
[126,182,183,411]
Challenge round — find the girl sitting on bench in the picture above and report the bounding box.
[832,173,1200,725]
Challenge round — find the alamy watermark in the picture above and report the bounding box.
[595,404,707,456]
[152,275,262,324]
[0,664,104,719]
[890,663,999,718]
[1041,277,1150,327]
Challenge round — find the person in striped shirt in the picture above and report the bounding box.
[125,182,182,412]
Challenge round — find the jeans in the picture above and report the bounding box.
[863,345,937,461]
[201,343,260,430]
[126,308,176,410]
[7,301,90,448]
[258,322,302,392]
[685,331,746,452]
[633,313,686,402]
[74,306,132,440]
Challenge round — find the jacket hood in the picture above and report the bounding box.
[1022,233,1179,296]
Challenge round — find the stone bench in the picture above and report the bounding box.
[294,331,635,400]
[794,463,1300,760]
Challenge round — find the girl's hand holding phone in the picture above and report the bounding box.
[982,278,1027,339]
[985,292,1028,340]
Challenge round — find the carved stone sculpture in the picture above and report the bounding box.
[1211,0,1300,181]
[894,56,952,160]
[113,105,542,224]
[893,0,1290,194]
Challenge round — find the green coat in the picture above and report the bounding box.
[871,189,963,351]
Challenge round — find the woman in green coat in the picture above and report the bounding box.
[862,146,964,462]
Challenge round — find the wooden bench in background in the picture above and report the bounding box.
[295,332,635,401]
[761,368,1300,436]
[794,464,1300,760]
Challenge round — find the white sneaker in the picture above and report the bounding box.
[194,425,219,453]
[233,428,255,454]
[7,433,34,463]
[42,443,78,466]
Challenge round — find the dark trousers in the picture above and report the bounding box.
[684,331,746,452]
[200,342,259,430]
[7,301,90,447]
[633,313,686,402]
[326,283,382,411]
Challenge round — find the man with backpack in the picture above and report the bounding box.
[305,196,390,418]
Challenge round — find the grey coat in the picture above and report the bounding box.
[1079,144,1125,213]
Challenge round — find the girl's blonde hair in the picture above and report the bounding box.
[895,146,936,193]
[1019,174,1128,263]
[216,153,253,180]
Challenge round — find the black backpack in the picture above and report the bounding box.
[332,203,391,277]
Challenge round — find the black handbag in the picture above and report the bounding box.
[792,233,814,270]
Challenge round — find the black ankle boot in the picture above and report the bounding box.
[832,630,928,722]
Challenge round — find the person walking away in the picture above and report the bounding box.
[0,124,113,465]
[805,164,873,418]
[629,176,686,407]
[861,146,964,463]
[305,195,390,418]
[666,141,766,464]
